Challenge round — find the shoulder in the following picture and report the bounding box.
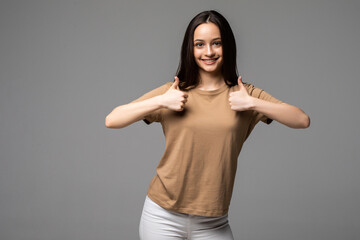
[231,82,257,91]
[230,82,265,98]
[164,81,173,88]
[158,81,173,89]
[161,82,173,92]
[151,81,173,93]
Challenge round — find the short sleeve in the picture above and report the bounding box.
[245,83,284,125]
[129,82,172,125]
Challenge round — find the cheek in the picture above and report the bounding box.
[217,49,223,61]
[193,50,201,59]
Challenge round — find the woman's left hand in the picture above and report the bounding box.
[228,76,254,111]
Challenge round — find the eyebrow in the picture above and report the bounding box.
[194,37,221,42]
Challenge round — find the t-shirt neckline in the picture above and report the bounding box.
[192,83,228,95]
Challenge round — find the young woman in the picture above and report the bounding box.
[106,10,310,240]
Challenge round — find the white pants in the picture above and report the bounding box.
[139,195,234,240]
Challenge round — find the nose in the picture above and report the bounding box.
[205,44,215,56]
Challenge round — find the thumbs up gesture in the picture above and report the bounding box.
[228,76,253,111]
[160,76,188,111]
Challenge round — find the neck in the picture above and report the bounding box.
[197,71,225,90]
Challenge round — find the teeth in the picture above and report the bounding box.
[203,59,217,62]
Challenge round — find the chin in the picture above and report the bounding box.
[199,65,223,74]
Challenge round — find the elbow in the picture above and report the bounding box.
[293,105,310,129]
[105,115,127,129]
[105,106,127,129]
[300,114,310,129]
[105,115,118,128]
[105,116,113,128]
[305,115,311,128]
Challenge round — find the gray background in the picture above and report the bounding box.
[1,0,359,239]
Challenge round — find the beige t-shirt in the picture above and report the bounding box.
[130,81,283,217]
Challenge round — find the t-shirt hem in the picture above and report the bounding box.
[147,193,229,217]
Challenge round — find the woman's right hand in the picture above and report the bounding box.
[159,76,188,111]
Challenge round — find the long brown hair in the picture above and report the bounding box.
[175,10,240,91]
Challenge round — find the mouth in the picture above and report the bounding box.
[201,57,219,65]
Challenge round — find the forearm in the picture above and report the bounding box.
[250,98,310,129]
[105,95,164,129]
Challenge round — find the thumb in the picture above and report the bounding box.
[172,76,180,90]
[237,75,243,86]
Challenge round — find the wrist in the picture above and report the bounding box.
[248,96,257,110]
[154,95,165,108]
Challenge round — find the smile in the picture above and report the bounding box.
[201,57,219,65]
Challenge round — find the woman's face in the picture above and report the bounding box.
[193,22,223,75]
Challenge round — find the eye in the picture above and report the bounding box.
[194,42,203,47]
[213,41,222,46]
